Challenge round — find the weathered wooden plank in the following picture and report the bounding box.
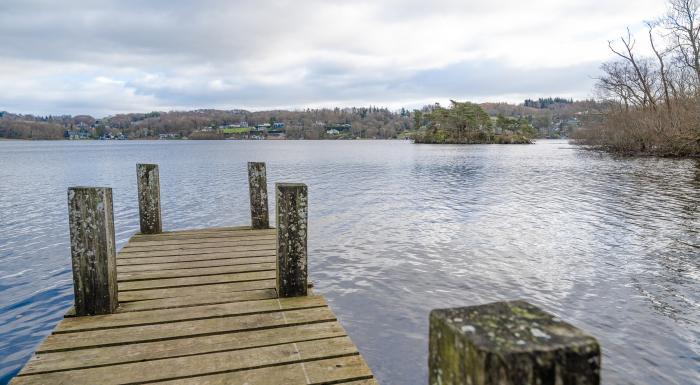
[123,233,276,249]
[118,280,276,302]
[129,227,273,242]
[336,380,380,385]
[116,256,275,273]
[19,322,346,375]
[68,187,119,316]
[118,270,276,291]
[248,162,270,229]
[117,262,275,281]
[116,288,277,312]
[38,307,337,352]
[276,183,308,297]
[13,337,358,385]
[303,355,375,384]
[148,355,375,385]
[117,249,275,266]
[55,296,327,333]
[117,243,275,259]
[119,234,275,254]
[136,163,163,234]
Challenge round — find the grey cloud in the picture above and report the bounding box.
[0,0,642,115]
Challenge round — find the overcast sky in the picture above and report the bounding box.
[0,0,667,117]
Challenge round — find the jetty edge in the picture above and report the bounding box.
[10,162,601,385]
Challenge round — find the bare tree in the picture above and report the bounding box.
[647,21,674,112]
[665,0,700,88]
[608,28,658,108]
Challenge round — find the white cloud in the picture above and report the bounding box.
[0,0,668,116]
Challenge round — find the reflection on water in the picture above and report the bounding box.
[0,140,698,385]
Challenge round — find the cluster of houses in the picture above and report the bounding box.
[64,118,358,140]
[64,129,127,140]
[64,121,129,140]
[210,121,355,139]
[209,122,287,139]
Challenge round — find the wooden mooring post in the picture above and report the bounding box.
[429,300,600,385]
[67,187,119,316]
[136,163,162,234]
[275,183,308,297]
[248,162,269,229]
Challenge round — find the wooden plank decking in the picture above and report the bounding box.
[11,227,377,385]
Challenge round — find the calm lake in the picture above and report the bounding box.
[0,139,698,384]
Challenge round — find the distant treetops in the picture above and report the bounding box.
[413,100,534,144]
[524,97,573,109]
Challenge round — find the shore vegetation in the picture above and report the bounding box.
[572,0,700,157]
[413,101,534,144]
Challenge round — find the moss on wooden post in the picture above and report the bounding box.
[137,163,162,234]
[248,162,269,229]
[67,187,119,316]
[275,183,308,297]
[429,300,600,385]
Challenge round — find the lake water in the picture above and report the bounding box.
[0,139,698,384]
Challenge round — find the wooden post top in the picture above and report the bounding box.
[429,300,600,385]
[431,300,599,354]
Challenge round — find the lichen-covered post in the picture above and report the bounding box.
[248,162,269,229]
[429,300,600,385]
[137,163,162,234]
[275,183,308,297]
[68,187,119,316]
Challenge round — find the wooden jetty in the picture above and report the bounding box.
[11,163,377,385]
[10,161,602,385]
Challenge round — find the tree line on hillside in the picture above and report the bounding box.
[573,0,700,157]
[524,97,574,109]
[0,98,603,140]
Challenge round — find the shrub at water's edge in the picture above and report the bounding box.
[571,98,700,157]
[412,100,534,144]
[571,0,700,157]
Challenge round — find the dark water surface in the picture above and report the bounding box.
[0,140,698,384]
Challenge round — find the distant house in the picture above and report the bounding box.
[326,123,351,132]
[326,128,340,135]
[272,122,285,129]
[64,130,91,140]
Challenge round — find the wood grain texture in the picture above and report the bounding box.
[116,256,275,272]
[248,162,270,229]
[20,322,346,375]
[68,187,118,316]
[14,337,358,384]
[136,164,162,234]
[118,280,276,302]
[275,183,308,297]
[55,296,327,333]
